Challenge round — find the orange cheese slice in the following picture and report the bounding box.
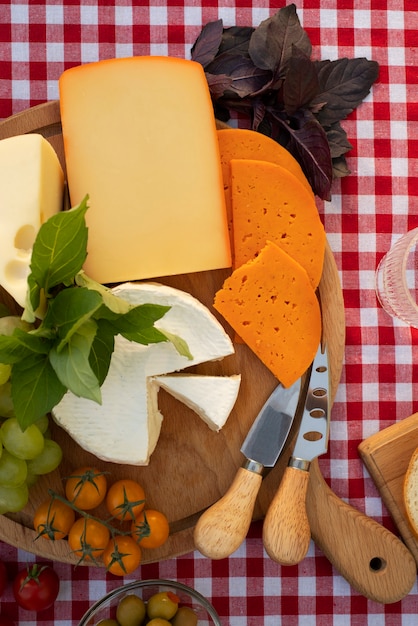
[217,127,312,196]
[230,159,325,290]
[217,127,313,245]
[214,241,321,388]
[59,57,231,284]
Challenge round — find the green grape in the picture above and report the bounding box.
[1,418,44,460]
[25,469,39,488]
[0,364,11,386]
[26,439,62,475]
[0,482,29,513]
[34,415,49,434]
[0,382,14,418]
[0,449,27,486]
[0,316,32,336]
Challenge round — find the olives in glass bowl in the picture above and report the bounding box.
[77,579,222,626]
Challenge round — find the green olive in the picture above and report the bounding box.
[147,591,179,620]
[146,620,171,626]
[116,594,146,626]
[96,620,119,626]
[171,606,198,626]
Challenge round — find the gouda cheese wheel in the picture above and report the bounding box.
[59,57,231,284]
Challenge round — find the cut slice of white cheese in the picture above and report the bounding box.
[151,374,241,431]
[52,282,236,466]
[0,134,64,307]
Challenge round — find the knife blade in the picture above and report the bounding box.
[193,376,302,560]
[263,343,329,565]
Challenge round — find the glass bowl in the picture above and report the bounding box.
[77,578,222,626]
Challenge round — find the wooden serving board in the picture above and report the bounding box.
[359,414,418,566]
[0,101,345,566]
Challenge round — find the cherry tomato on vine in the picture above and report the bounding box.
[13,564,59,612]
[68,517,110,562]
[65,466,107,510]
[102,535,142,576]
[131,509,169,549]
[33,498,75,540]
[105,479,145,521]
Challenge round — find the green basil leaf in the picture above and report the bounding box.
[99,304,171,344]
[89,319,115,386]
[29,196,89,297]
[43,287,102,352]
[49,319,101,403]
[0,335,32,363]
[11,353,67,429]
[158,328,193,360]
[75,271,132,315]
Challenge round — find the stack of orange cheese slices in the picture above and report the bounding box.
[214,128,326,388]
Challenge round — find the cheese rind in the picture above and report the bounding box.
[59,56,231,284]
[230,159,325,289]
[0,134,64,307]
[52,282,235,465]
[214,241,321,388]
[152,373,241,431]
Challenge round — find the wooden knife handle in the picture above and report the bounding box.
[263,464,311,565]
[307,459,417,603]
[193,466,262,560]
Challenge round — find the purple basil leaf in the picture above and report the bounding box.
[326,122,353,159]
[190,19,224,67]
[332,155,351,178]
[218,25,254,55]
[249,4,312,73]
[206,53,272,98]
[268,109,333,200]
[283,45,319,115]
[311,57,380,126]
[205,72,233,99]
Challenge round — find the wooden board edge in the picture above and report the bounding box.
[358,414,418,565]
[0,103,346,567]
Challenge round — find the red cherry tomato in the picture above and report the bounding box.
[13,564,59,612]
[0,561,8,597]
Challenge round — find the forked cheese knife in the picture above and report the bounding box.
[263,343,329,565]
[194,376,302,559]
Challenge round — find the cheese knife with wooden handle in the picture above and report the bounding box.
[262,345,416,602]
[194,376,302,559]
[263,343,329,565]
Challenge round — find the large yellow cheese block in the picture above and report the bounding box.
[59,57,231,284]
[0,134,64,307]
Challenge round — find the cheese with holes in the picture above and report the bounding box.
[52,282,235,465]
[214,241,321,388]
[152,373,241,431]
[0,134,64,307]
[217,127,313,253]
[59,57,231,284]
[230,159,325,289]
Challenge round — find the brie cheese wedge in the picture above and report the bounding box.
[52,282,235,465]
[151,374,241,431]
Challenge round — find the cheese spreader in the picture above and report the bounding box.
[263,342,329,565]
[193,376,302,559]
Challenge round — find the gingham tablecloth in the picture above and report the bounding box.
[1,1,418,625]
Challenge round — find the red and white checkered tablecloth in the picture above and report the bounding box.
[1,1,418,624]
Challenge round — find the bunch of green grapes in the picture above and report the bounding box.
[0,316,63,514]
[0,414,63,514]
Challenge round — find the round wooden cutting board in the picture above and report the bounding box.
[0,102,345,566]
